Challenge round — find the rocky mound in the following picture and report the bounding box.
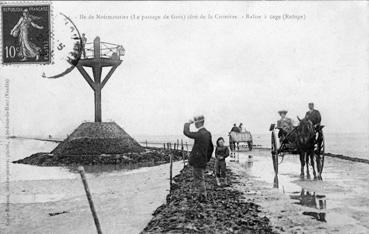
[142,160,276,233]
[52,122,143,156]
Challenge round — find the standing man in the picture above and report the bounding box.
[183,115,214,202]
[305,102,321,127]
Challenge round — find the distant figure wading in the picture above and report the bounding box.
[183,115,214,202]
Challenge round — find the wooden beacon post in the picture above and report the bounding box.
[76,37,122,122]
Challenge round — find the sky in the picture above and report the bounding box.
[0,1,368,138]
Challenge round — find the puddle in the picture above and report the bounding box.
[290,188,327,222]
[290,189,327,210]
[239,155,255,169]
[230,150,369,233]
[240,161,254,169]
[236,152,332,222]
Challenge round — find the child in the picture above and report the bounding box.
[214,137,230,186]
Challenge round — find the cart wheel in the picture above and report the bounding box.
[319,131,325,174]
[271,131,278,174]
[248,141,253,151]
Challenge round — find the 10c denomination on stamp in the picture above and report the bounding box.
[1,3,51,64]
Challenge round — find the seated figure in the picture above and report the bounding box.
[239,123,247,133]
[277,110,294,143]
[230,123,240,133]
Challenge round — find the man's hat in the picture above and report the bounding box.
[194,115,205,123]
[308,102,314,105]
[278,110,288,114]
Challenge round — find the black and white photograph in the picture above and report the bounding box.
[0,1,368,233]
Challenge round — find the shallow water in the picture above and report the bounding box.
[244,132,369,159]
[0,139,163,183]
[0,138,183,234]
[0,139,169,204]
[0,161,183,234]
[136,132,369,159]
[0,139,75,182]
[234,150,369,232]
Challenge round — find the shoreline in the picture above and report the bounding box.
[323,153,369,164]
[7,136,369,166]
[0,162,184,234]
[2,140,369,233]
[12,147,184,168]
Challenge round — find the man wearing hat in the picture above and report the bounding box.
[305,103,321,127]
[183,115,214,202]
[277,110,294,140]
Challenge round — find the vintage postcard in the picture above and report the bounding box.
[0,1,368,234]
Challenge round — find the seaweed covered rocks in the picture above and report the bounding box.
[142,160,276,233]
[13,148,184,167]
[13,122,186,169]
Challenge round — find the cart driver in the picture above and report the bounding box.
[305,102,321,128]
[277,110,294,141]
[230,124,241,133]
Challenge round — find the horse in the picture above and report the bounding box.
[294,117,323,180]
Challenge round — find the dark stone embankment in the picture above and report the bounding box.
[142,160,276,234]
[324,153,369,164]
[13,147,184,167]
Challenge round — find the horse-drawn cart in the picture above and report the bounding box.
[229,131,253,152]
[269,120,325,180]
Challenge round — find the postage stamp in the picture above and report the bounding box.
[1,3,51,64]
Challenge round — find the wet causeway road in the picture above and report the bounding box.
[229,149,369,234]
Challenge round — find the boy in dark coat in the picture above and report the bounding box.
[183,115,214,201]
[214,137,230,186]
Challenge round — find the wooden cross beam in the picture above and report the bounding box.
[75,36,122,122]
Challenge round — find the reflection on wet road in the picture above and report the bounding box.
[233,149,369,233]
[290,189,327,222]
